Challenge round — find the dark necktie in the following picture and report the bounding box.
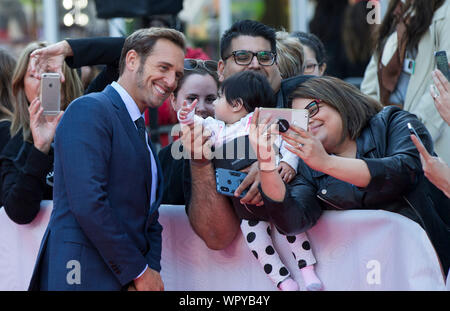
[134,117,148,149]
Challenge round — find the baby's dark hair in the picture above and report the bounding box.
[220,71,276,113]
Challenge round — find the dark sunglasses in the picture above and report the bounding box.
[224,50,276,66]
[304,99,321,118]
[184,59,218,73]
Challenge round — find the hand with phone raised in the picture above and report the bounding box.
[29,97,63,154]
[409,123,450,198]
[430,64,450,125]
[29,40,73,83]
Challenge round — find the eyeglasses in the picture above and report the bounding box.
[224,50,276,66]
[184,59,218,73]
[303,63,318,74]
[304,99,320,118]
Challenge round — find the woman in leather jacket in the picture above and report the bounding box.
[249,76,450,275]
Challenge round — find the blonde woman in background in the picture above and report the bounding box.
[0,48,17,207]
[0,42,83,224]
[275,30,304,79]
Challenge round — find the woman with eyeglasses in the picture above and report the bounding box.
[249,76,450,275]
[290,32,327,76]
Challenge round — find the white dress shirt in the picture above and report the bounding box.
[111,82,158,280]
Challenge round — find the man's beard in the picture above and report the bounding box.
[135,63,166,107]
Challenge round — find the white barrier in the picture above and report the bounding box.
[0,201,447,290]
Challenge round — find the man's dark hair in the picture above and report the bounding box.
[220,20,276,60]
[220,71,276,113]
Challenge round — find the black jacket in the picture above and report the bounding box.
[259,106,450,273]
[0,120,11,207]
[0,131,53,224]
[65,37,124,94]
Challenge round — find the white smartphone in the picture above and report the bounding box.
[258,108,309,132]
[40,73,61,115]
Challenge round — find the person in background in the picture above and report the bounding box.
[411,67,450,198]
[290,31,327,76]
[430,67,450,125]
[340,0,376,78]
[308,0,348,78]
[0,48,16,207]
[0,48,15,153]
[250,75,450,276]
[275,30,304,79]
[0,42,83,224]
[361,0,450,165]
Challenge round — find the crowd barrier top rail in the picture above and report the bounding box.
[0,201,447,291]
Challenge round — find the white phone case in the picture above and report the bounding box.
[258,108,309,132]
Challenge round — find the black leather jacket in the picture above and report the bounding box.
[260,106,450,273]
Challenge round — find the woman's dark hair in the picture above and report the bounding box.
[173,66,219,97]
[342,1,375,64]
[290,31,326,67]
[220,71,275,113]
[375,0,445,55]
[309,0,348,43]
[289,76,382,141]
[0,48,16,121]
[220,20,277,60]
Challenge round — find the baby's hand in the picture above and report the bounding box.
[178,99,198,124]
[278,162,296,183]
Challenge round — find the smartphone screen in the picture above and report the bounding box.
[40,73,61,115]
[434,51,450,81]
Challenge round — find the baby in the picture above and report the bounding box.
[178,71,322,291]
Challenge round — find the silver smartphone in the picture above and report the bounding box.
[258,108,309,132]
[40,73,61,115]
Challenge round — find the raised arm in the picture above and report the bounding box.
[179,121,240,250]
[29,37,125,91]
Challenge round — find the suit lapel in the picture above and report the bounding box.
[103,86,152,202]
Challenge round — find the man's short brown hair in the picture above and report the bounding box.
[118,27,186,76]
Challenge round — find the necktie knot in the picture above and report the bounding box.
[134,117,147,145]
